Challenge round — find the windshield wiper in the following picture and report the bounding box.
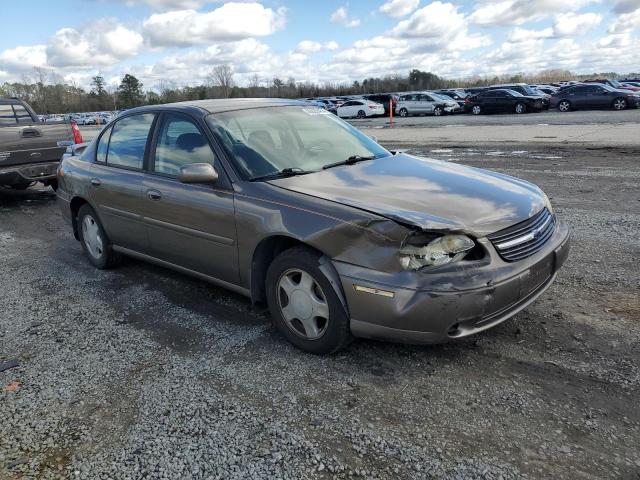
[322,155,376,170]
[250,167,316,182]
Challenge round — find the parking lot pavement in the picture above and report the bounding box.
[349,107,640,128]
[1,141,640,479]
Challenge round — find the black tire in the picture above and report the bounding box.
[434,106,443,116]
[514,102,526,114]
[399,108,409,117]
[558,100,571,112]
[265,246,352,354]
[612,98,627,111]
[356,110,366,119]
[77,204,120,269]
[471,105,482,115]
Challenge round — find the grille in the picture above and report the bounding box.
[488,208,555,262]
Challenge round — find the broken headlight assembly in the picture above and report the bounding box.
[398,234,475,270]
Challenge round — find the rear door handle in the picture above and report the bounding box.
[146,189,162,201]
[90,178,101,187]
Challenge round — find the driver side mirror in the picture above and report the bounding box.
[179,163,219,184]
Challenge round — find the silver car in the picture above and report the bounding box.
[395,93,458,117]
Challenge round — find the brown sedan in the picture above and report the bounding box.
[57,99,570,354]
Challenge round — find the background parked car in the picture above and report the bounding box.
[551,84,640,112]
[428,92,463,113]
[395,93,450,117]
[336,100,384,118]
[362,94,398,115]
[0,97,82,190]
[584,79,640,92]
[465,89,544,115]
[487,84,550,109]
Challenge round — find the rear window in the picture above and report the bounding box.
[0,105,16,126]
[106,114,154,170]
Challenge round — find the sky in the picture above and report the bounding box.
[0,0,639,91]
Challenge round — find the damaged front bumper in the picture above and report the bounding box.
[335,221,570,345]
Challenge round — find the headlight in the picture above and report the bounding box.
[399,234,475,270]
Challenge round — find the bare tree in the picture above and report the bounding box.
[208,64,234,98]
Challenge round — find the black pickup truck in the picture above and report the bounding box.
[0,98,83,190]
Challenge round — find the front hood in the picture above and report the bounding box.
[268,153,546,236]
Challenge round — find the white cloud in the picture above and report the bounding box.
[324,41,340,50]
[143,2,287,47]
[392,2,466,38]
[46,20,144,67]
[330,7,361,28]
[553,12,602,36]
[379,0,420,18]
[295,40,323,54]
[612,0,640,14]
[507,12,602,42]
[469,0,598,27]
[0,45,48,71]
[609,8,640,32]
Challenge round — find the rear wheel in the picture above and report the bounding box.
[558,100,571,112]
[266,247,351,354]
[399,108,409,117]
[434,106,443,116]
[613,98,627,111]
[515,102,526,114]
[77,204,120,269]
[356,110,366,119]
[471,105,482,115]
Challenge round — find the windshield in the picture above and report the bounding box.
[430,93,455,101]
[521,86,538,95]
[609,80,621,88]
[206,106,391,180]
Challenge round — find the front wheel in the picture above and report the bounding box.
[266,247,352,354]
[77,204,120,269]
[434,106,443,116]
[613,98,627,111]
[398,108,408,117]
[558,100,571,112]
[356,110,366,119]
[514,103,526,114]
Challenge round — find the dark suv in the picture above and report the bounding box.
[551,84,640,112]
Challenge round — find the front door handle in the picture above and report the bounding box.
[90,178,101,187]
[146,189,162,201]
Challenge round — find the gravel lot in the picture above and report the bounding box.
[1,139,639,479]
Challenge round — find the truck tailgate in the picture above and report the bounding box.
[0,121,73,168]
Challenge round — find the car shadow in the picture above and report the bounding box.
[0,185,57,207]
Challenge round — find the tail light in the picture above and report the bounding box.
[464,98,472,104]
[70,121,83,144]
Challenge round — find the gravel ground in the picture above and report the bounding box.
[1,143,639,480]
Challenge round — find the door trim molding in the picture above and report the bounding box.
[142,216,234,246]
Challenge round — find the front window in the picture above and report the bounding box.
[154,114,216,176]
[505,89,524,97]
[609,80,621,88]
[206,106,390,180]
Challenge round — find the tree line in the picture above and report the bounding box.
[1,65,637,114]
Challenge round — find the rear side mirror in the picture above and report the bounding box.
[179,163,219,184]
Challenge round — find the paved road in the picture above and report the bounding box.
[349,108,640,128]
